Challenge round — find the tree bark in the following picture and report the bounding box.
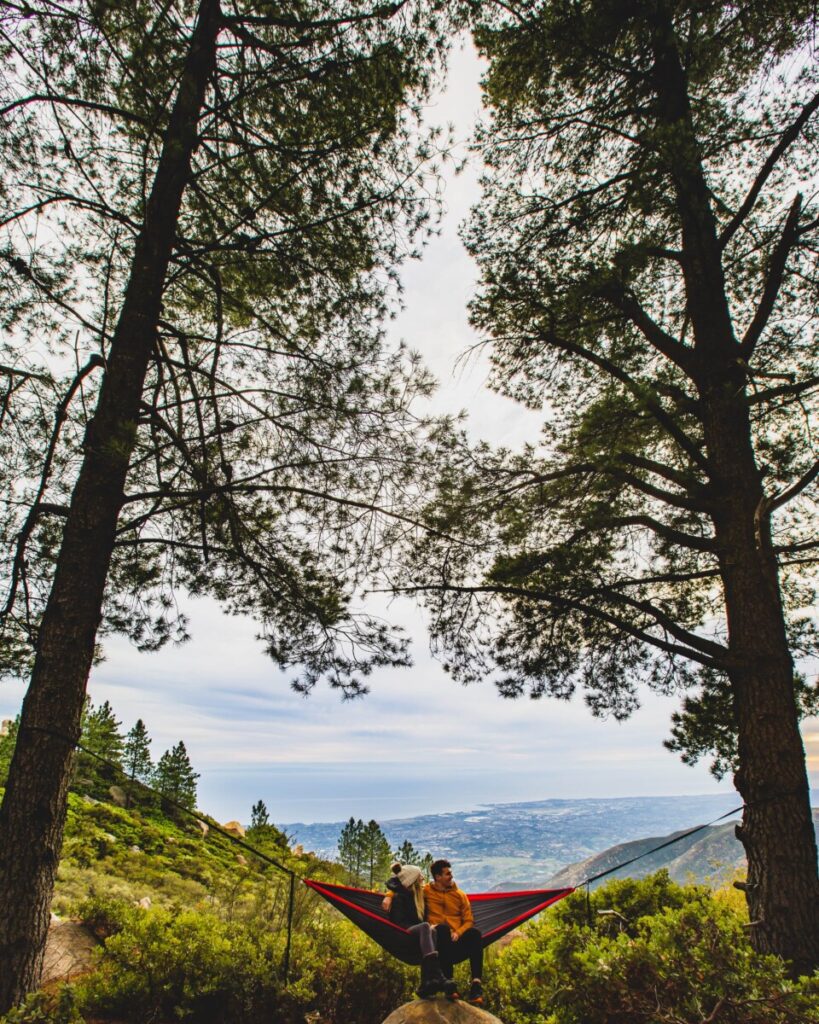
[649,4,819,974]
[0,0,221,1010]
[699,369,819,976]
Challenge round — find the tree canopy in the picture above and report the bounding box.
[0,0,448,692]
[0,0,451,1007]
[405,0,819,972]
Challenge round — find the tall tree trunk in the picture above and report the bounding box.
[699,374,819,976]
[0,0,221,1010]
[648,6,819,973]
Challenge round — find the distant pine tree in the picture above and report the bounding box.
[393,839,434,879]
[155,741,199,810]
[75,699,124,798]
[337,817,366,885]
[123,719,153,784]
[250,799,270,830]
[363,820,392,889]
[246,798,288,849]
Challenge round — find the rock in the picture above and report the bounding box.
[102,832,117,843]
[223,820,246,838]
[293,843,304,856]
[130,845,141,853]
[108,784,127,807]
[236,853,248,866]
[382,999,504,1024]
[81,794,98,805]
[195,818,209,838]
[42,920,99,986]
[135,897,152,910]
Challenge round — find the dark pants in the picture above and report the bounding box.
[407,921,437,958]
[434,924,483,979]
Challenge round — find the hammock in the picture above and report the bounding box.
[305,879,575,965]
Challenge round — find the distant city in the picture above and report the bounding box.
[285,793,748,889]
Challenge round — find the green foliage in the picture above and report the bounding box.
[72,900,414,1024]
[337,817,391,886]
[362,819,393,888]
[250,800,270,831]
[247,800,289,850]
[488,874,819,1024]
[409,0,819,781]
[52,791,309,919]
[393,839,434,878]
[154,740,199,811]
[122,719,153,785]
[0,0,449,693]
[666,670,819,779]
[73,700,124,799]
[0,716,18,786]
[337,816,366,883]
[0,986,83,1024]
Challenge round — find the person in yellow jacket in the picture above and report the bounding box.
[423,859,484,1006]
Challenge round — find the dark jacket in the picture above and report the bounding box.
[386,875,423,928]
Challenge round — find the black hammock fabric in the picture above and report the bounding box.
[304,879,575,965]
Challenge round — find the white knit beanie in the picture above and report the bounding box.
[396,864,423,888]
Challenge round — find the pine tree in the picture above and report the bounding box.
[0,0,447,1003]
[393,839,433,879]
[362,819,392,889]
[411,0,819,973]
[250,800,270,831]
[122,720,153,784]
[74,700,124,798]
[246,798,287,848]
[154,741,199,811]
[337,817,366,885]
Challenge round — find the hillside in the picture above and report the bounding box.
[541,809,819,891]
[0,787,816,1024]
[44,788,332,921]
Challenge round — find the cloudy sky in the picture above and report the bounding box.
[2,43,815,827]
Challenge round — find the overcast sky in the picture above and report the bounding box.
[2,42,816,827]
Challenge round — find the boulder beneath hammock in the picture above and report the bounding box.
[382,998,504,1024]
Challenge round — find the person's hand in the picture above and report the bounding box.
[381,897,392,911]
[451,930,459,942]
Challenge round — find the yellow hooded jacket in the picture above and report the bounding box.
[423,882,474,937]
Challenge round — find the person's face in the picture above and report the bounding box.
[435,865,454,887]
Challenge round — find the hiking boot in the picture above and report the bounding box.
[443,977,460,1001]
[417,954,447,999]
[467,980,484,1006]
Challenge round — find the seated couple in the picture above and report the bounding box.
[381,858,484,1005]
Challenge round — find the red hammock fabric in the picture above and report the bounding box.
[304,878,575,965]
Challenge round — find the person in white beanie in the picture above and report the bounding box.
[381,862,454,999]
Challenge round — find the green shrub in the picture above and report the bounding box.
[74,899,415,1024]
[487,874,819,1024]
[0,987,82,1024]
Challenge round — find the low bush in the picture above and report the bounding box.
[72,897,415,1024]
[487,873,819,1024]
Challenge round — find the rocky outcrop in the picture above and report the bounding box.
[42,918,99,986]
[108,785,127,807]
[382,998,504,1024]
[223,820,245,838]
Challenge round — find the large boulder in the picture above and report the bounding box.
[108,784,127,807]
[382,998,504,1024]
[42,920,99,986]
[223,820,246,838]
